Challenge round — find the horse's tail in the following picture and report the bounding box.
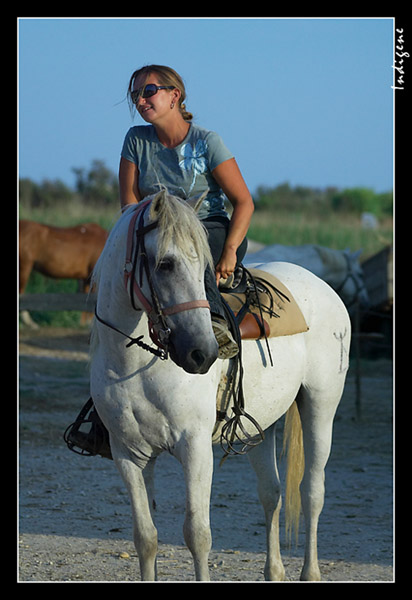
[282,400,304,547]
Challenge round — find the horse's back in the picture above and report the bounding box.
[64,223,108,263]
[252,260,349,320]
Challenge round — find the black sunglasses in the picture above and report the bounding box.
[131,84,175,103]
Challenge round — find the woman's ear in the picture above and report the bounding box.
[171,87,181,106]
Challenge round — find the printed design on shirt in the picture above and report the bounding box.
[179,140,208,194]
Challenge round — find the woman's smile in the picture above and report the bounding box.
[139,104,155,120]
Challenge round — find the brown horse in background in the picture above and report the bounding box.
[19,220,108,326]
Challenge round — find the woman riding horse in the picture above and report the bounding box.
[67,64,254,456]
[119,64,254,359]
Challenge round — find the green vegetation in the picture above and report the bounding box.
[19,160,393,327]
[248,210,392,258]
[253,182,392,218]
[19,159,120,230]
[249,183,392,259]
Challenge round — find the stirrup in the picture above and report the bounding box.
[63,398,112,460]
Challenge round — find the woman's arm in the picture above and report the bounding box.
[212,158,254,283]
[119,156,141,210]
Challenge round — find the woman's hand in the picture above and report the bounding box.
[215,246,238,285]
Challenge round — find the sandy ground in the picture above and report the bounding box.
[18,328,394,583]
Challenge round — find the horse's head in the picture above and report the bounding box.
[127,188,218,374]
[314,246,369,312]
[338,250,369,312]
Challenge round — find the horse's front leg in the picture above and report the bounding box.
[113,449,158,581]
[177,436,214,581]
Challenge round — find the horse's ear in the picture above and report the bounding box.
[186,189,209,214]
[149,187,168,220]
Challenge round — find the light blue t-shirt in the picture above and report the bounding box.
[121,122,234,220]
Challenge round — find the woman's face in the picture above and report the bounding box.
[132,73,178,124]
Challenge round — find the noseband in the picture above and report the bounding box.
[95,199,210,360]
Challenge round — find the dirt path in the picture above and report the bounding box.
[18,328,393,582]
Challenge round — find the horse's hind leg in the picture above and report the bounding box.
[296,385,343,581]
[248,423,286,581]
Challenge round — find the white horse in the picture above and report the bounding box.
[89,189,351,582]
[246,243,369,312]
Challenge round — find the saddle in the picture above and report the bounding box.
[219,266,308,341]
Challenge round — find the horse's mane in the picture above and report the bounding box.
[151,188,213,271]
[91,188,213,293]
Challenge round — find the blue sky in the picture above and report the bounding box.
[18,17,394,195]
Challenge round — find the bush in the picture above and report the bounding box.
[19,177,74,209]
[253,183,393,218]
[331,187,393,217]
[19,159,119,211]
[253,182,332,212]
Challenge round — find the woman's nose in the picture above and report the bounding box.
[137,94,149,106]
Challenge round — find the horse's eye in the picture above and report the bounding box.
[158,258,175,272]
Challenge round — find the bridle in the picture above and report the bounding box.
[95,198,210,360]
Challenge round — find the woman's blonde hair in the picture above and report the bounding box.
[127,64,193,121]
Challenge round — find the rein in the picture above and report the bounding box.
[95,199,210,360]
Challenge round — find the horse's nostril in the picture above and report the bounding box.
[190,349,206,368]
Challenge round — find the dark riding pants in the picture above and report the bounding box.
[202,217,248,318]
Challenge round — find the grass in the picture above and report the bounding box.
[19,199,120,230]
[19,202,393,328]
[249,210,393,259]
